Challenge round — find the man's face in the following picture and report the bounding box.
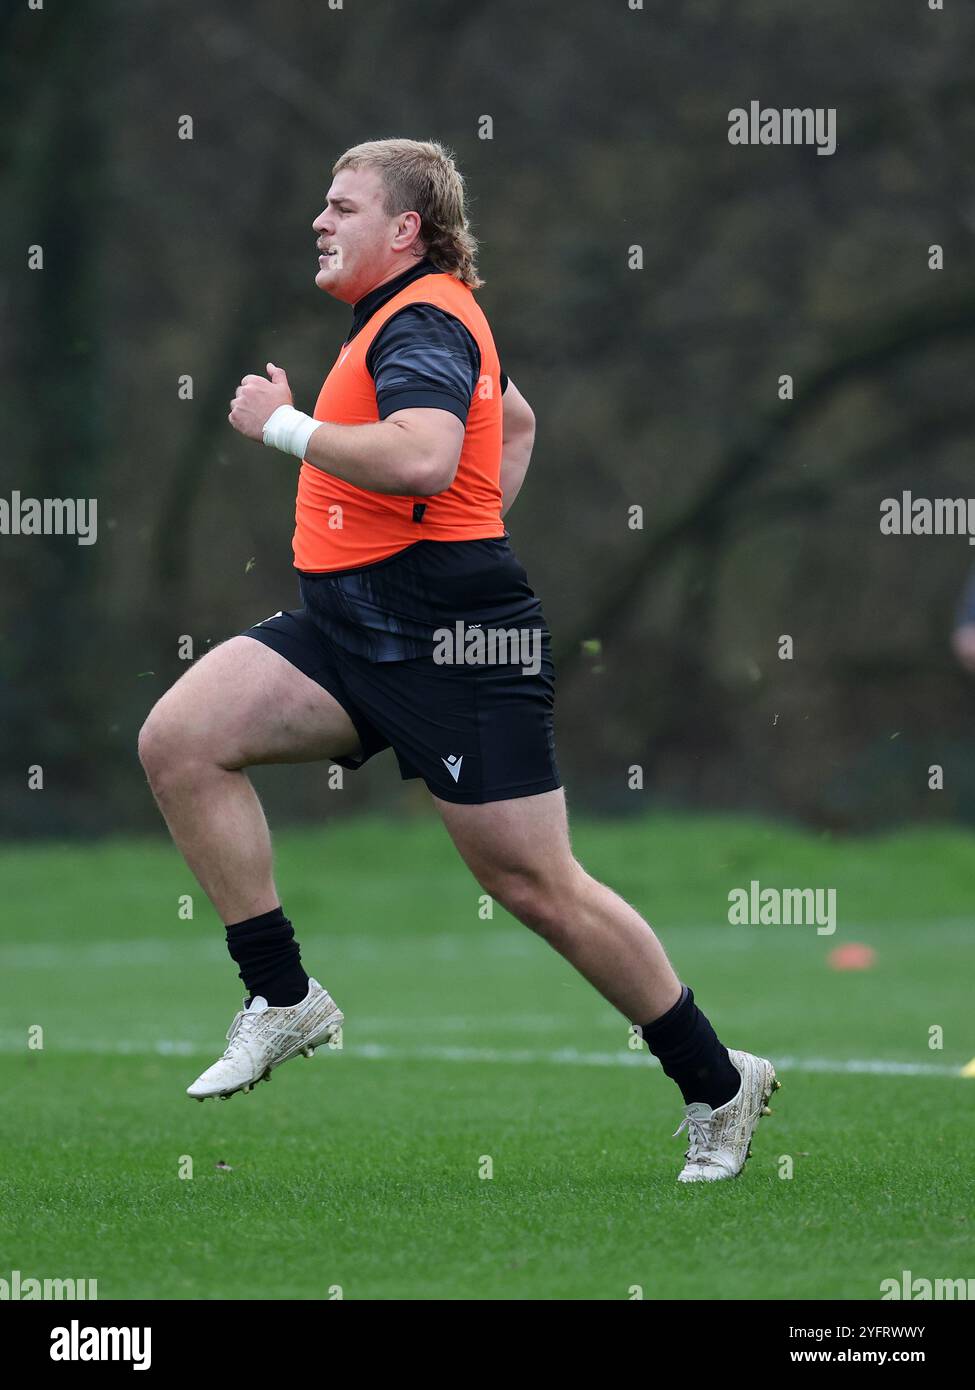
[312,166,412,303]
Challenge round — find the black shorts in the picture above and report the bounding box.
[241,607,562,805]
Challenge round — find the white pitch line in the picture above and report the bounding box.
[347,1045,965,1078]
[0,1035,964,1076]
[2,919,973,970]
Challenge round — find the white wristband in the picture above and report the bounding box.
[262,404,323,459]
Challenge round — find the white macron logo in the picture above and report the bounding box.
[441,754,463,783]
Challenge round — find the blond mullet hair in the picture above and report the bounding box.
[333,138,483,289]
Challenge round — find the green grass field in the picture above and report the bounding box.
[1,813,973,1300]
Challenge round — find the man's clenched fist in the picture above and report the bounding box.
[228,362,293,441]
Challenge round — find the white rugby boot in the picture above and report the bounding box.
[186,978,343,1101]
[673,1048,780,1182]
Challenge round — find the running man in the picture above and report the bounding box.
[138,138,778,1181]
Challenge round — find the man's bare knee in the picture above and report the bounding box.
[137,707,167,782]
[485,863,582,943]
[137,634,361,784]
[137,642,250,786]
[138,702,219,793]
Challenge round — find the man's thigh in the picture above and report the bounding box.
[143,635,363,768]
[432,787,574,889]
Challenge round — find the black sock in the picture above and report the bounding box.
[638,985,741,1109]
[225,907,309,1007]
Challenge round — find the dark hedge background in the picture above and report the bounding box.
[3,0,974,836]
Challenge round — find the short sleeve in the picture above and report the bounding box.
[366,305,481,424]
